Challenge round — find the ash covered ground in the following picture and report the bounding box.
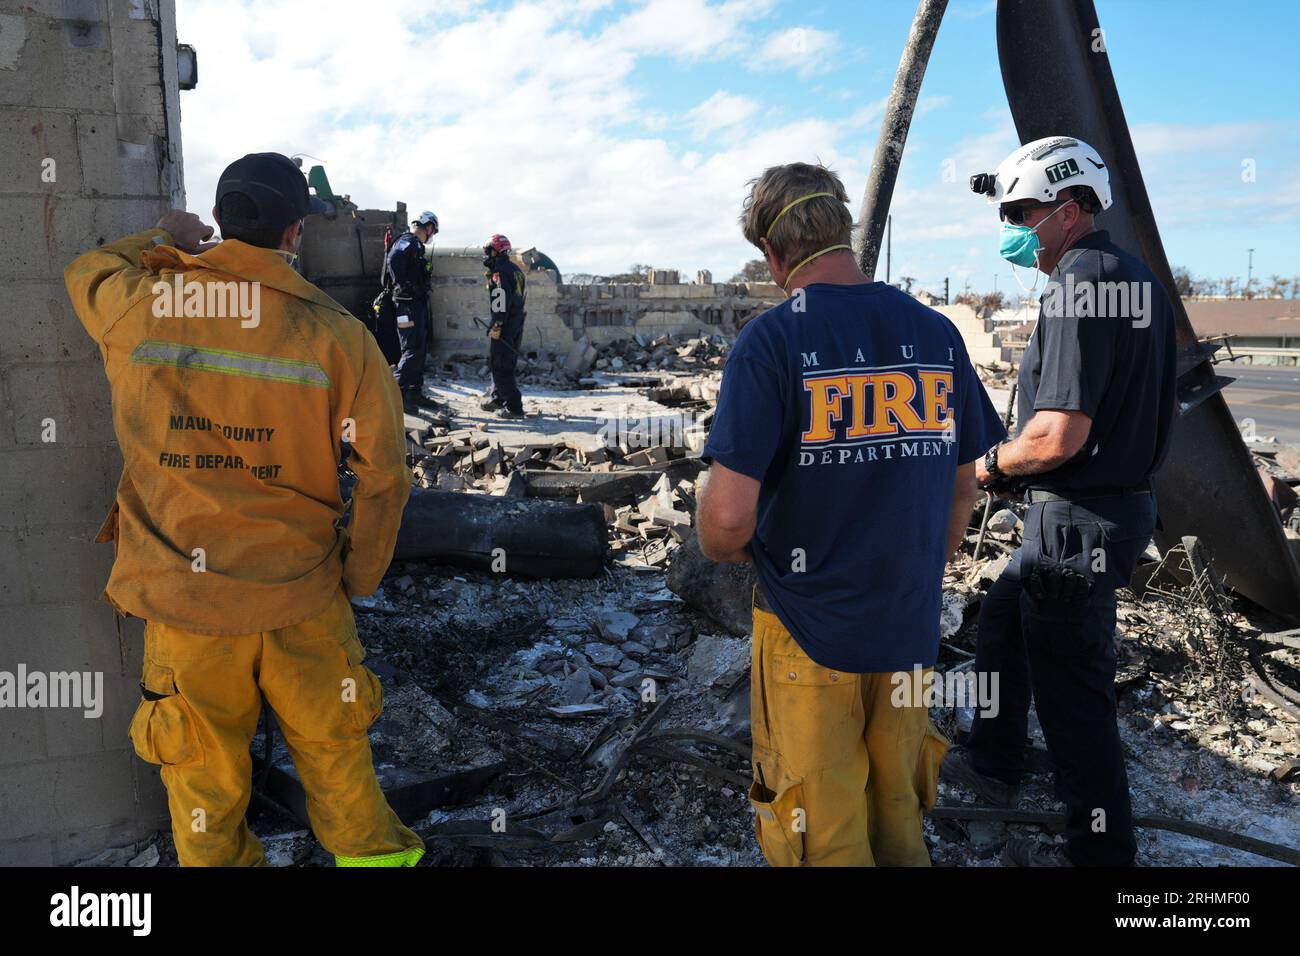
[76,339,1300,868]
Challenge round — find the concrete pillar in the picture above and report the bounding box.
[0,0,184,864]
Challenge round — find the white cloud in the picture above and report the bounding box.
[175,0,864,279]
[952,0,996,19]
[1130,120,1284,157]
[757,26,839,77]
[612,0,778,59]
[916,94,951,115]
[181,3,1280,291]
[844,96,889,129]
[684,91,760,137]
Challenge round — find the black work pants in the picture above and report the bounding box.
[489,314,525,413]
[968,493,1156,866]
[394,298,430,395]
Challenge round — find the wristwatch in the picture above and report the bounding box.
[984,444,1005,481]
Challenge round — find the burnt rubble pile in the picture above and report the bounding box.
[99,349,1300,868]
[341,346,1298,866]
[1252,445,1300,544]
[341,364,1299,866]
[930,505,1300,864]
[434,331,733,390]
[398,375,717,573]
[973,359,1017,389]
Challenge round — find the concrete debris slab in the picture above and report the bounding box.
[595,608,640,643]
[548,703,609,718]
[687,634,750,689]
[986,508,1019,534]
[583,642,625,668]
[559,667,595,704]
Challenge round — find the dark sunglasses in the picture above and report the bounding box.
[999,200,1068,225]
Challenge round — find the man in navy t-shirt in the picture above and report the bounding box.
[948,137,1176,868]
[698,162,1005,866]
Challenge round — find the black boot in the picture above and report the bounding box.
[940,747,1021,806]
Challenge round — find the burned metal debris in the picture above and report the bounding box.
[78,333,1300,868]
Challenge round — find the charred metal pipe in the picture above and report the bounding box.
[341,478,609,579]
[854,0,949,277]
[392,487,609,578]
[930,805,1300,866]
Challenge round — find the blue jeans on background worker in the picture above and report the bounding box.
[394,298,430,396]
[967,491,1157,866]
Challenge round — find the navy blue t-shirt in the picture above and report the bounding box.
[1017,230,1177,492]
[703,283,1006,672]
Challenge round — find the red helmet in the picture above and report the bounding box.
[486,234,511,255]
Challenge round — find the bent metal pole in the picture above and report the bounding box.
[854,0,949,279]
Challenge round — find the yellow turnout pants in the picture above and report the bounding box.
[749,604,948,866]
[128,586,425,867]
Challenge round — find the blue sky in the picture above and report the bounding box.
[177,0,1300,297]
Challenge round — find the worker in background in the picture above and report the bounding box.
[945,137,1177,866]
[696,162,1006,866]
[386,210,438,413]
[480,233,527,419]
[64,152,425,868]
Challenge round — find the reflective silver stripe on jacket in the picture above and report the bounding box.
[129,340,330,389]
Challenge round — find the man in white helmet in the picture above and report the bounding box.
[385,210,439,412]
[942,137,1177,866]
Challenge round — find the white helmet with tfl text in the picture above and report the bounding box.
[970,136,1112,211]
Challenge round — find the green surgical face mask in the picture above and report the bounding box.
[997,199,1075,268]
[998,222,1040,268]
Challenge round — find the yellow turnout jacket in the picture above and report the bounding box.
[64,229,410,635]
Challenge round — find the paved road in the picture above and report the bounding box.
[1219,363,1300,445]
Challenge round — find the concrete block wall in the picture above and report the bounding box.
[427,250,782,357]
[298,205,405,323]
[429,250,570,356]
[300,224,784,359]
[934,304,1012,364]
[0,0,183,864]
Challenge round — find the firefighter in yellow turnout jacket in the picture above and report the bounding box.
[64,153,425,867]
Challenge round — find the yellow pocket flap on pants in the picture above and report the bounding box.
[341,635,384,731]
[129,671,203,768]
[140,659,178,697]
[749,778,806,866]
[771,653,849,687]
[914,723,950,812]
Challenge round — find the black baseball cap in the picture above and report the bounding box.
[215,152,327,230]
